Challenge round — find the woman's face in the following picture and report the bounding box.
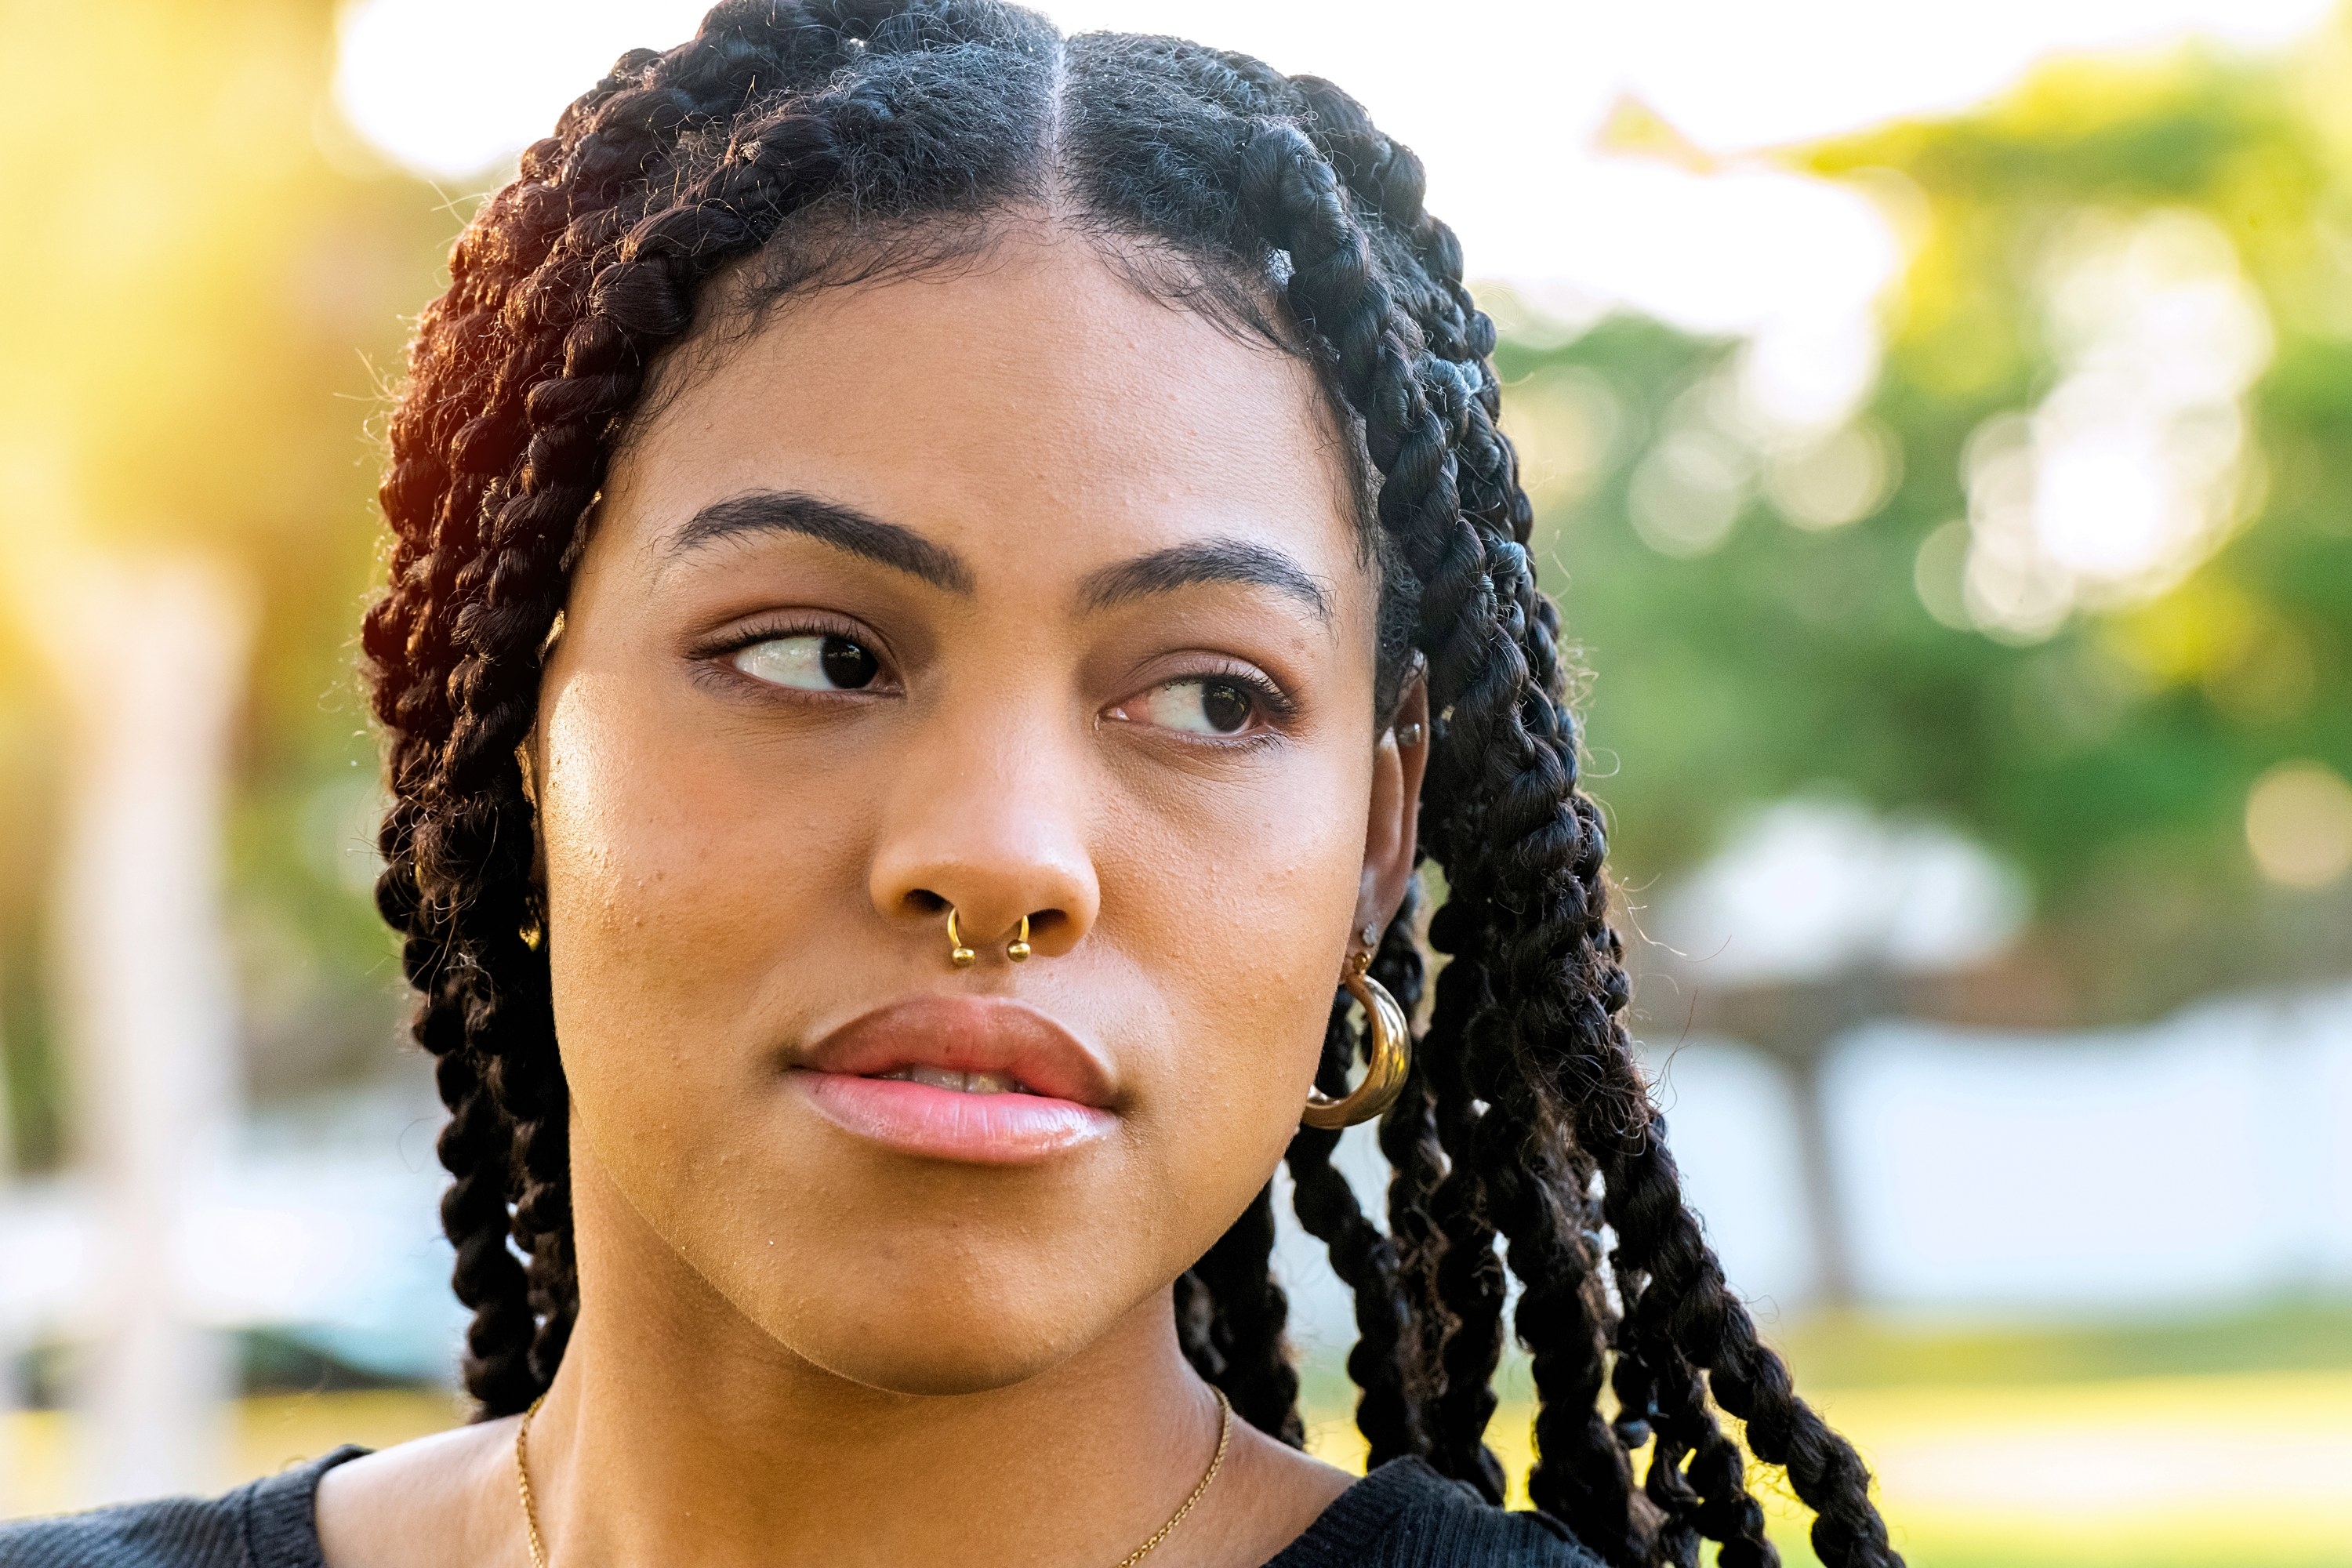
[535,228,1425,1395]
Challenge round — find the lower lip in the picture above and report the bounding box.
[791,1071,1116,1164]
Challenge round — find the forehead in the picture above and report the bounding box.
[600,229,1367,592]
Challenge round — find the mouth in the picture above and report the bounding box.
[871,1065,1036,1096]
[788,995,1118,1165]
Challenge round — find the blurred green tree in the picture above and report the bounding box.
[1504,27,2352,1028]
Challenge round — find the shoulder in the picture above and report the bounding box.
[1266,1457,1605,1568]
[310,1415,517,1568]
[0,1450,365,1568]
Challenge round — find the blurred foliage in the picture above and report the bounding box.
[0,0,454,1166]
[1505,26,2352,1025]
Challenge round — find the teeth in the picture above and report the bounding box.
[877,1066,1031,1095]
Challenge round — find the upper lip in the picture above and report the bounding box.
[794,995,1118,1109]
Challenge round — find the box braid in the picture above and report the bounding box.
[364,6,1898,1564]
[1282,887,1426,1461]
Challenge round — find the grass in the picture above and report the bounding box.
[1774,1298,2352,1388]
[1303,1373,2352,1568]
[1297,1300,2352,1568]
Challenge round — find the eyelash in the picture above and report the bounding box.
[1098,662,1301,757]
[698,616,894,687]
[1174,664,1297,726]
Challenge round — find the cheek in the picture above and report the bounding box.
[1105,752,1371,1192]
[533,672,864,1161]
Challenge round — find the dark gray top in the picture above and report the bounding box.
[0,1447,1598,1567]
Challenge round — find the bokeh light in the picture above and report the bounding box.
[1959,210,2274,641]
[2248,761,2352,888]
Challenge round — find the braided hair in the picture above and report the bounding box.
[365,5,1900,1563]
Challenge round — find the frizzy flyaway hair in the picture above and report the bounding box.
[364,5,1900,1564]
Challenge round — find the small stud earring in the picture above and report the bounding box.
[1395,721,1425,749]
[1359,922,1379,948]
[1007,913,1033,963]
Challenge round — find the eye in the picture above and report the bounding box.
[731,633,881,691]
[1118,676,1263,735]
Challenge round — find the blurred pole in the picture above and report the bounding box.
[1784,1046,1855,1307]
[1686,968,1902,1308]
[35,556,252,1505]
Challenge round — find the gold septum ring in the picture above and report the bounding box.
[947,907,1031,969]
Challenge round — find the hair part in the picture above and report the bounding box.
[366,5,1901,1564]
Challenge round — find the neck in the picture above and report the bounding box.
[520,1164,1230,1568]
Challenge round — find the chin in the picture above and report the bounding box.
[763,1277,1128,1396]
[659,1195,1161,1396]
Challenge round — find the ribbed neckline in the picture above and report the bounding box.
[1258,1457,1479,1566]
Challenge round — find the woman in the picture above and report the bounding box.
[2,3,1900,1565]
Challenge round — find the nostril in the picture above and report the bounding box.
[905,888,949,916]
[1021,909,1071,956]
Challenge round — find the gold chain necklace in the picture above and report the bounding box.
[514,1387,1232,1568]
[1109,1388,1232,1568]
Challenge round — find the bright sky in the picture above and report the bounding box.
[336,0,2330,336]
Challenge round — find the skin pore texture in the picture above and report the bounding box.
[316,227,1431,1566]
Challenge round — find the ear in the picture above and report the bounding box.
[1355,664,1430,949]
[517,735,549,890]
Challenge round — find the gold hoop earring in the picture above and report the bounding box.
[946,907,977,969]
[1301,952,1412,1130]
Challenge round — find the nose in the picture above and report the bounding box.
[867,720,1100,966]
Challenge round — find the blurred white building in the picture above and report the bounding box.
[1276,980,2352,1346]
[1272,800,2352,1341]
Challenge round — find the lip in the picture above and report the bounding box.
[788,995,1118,1164]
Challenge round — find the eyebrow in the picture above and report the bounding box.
[665,490,977,594]
[1076,537,1334,624]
